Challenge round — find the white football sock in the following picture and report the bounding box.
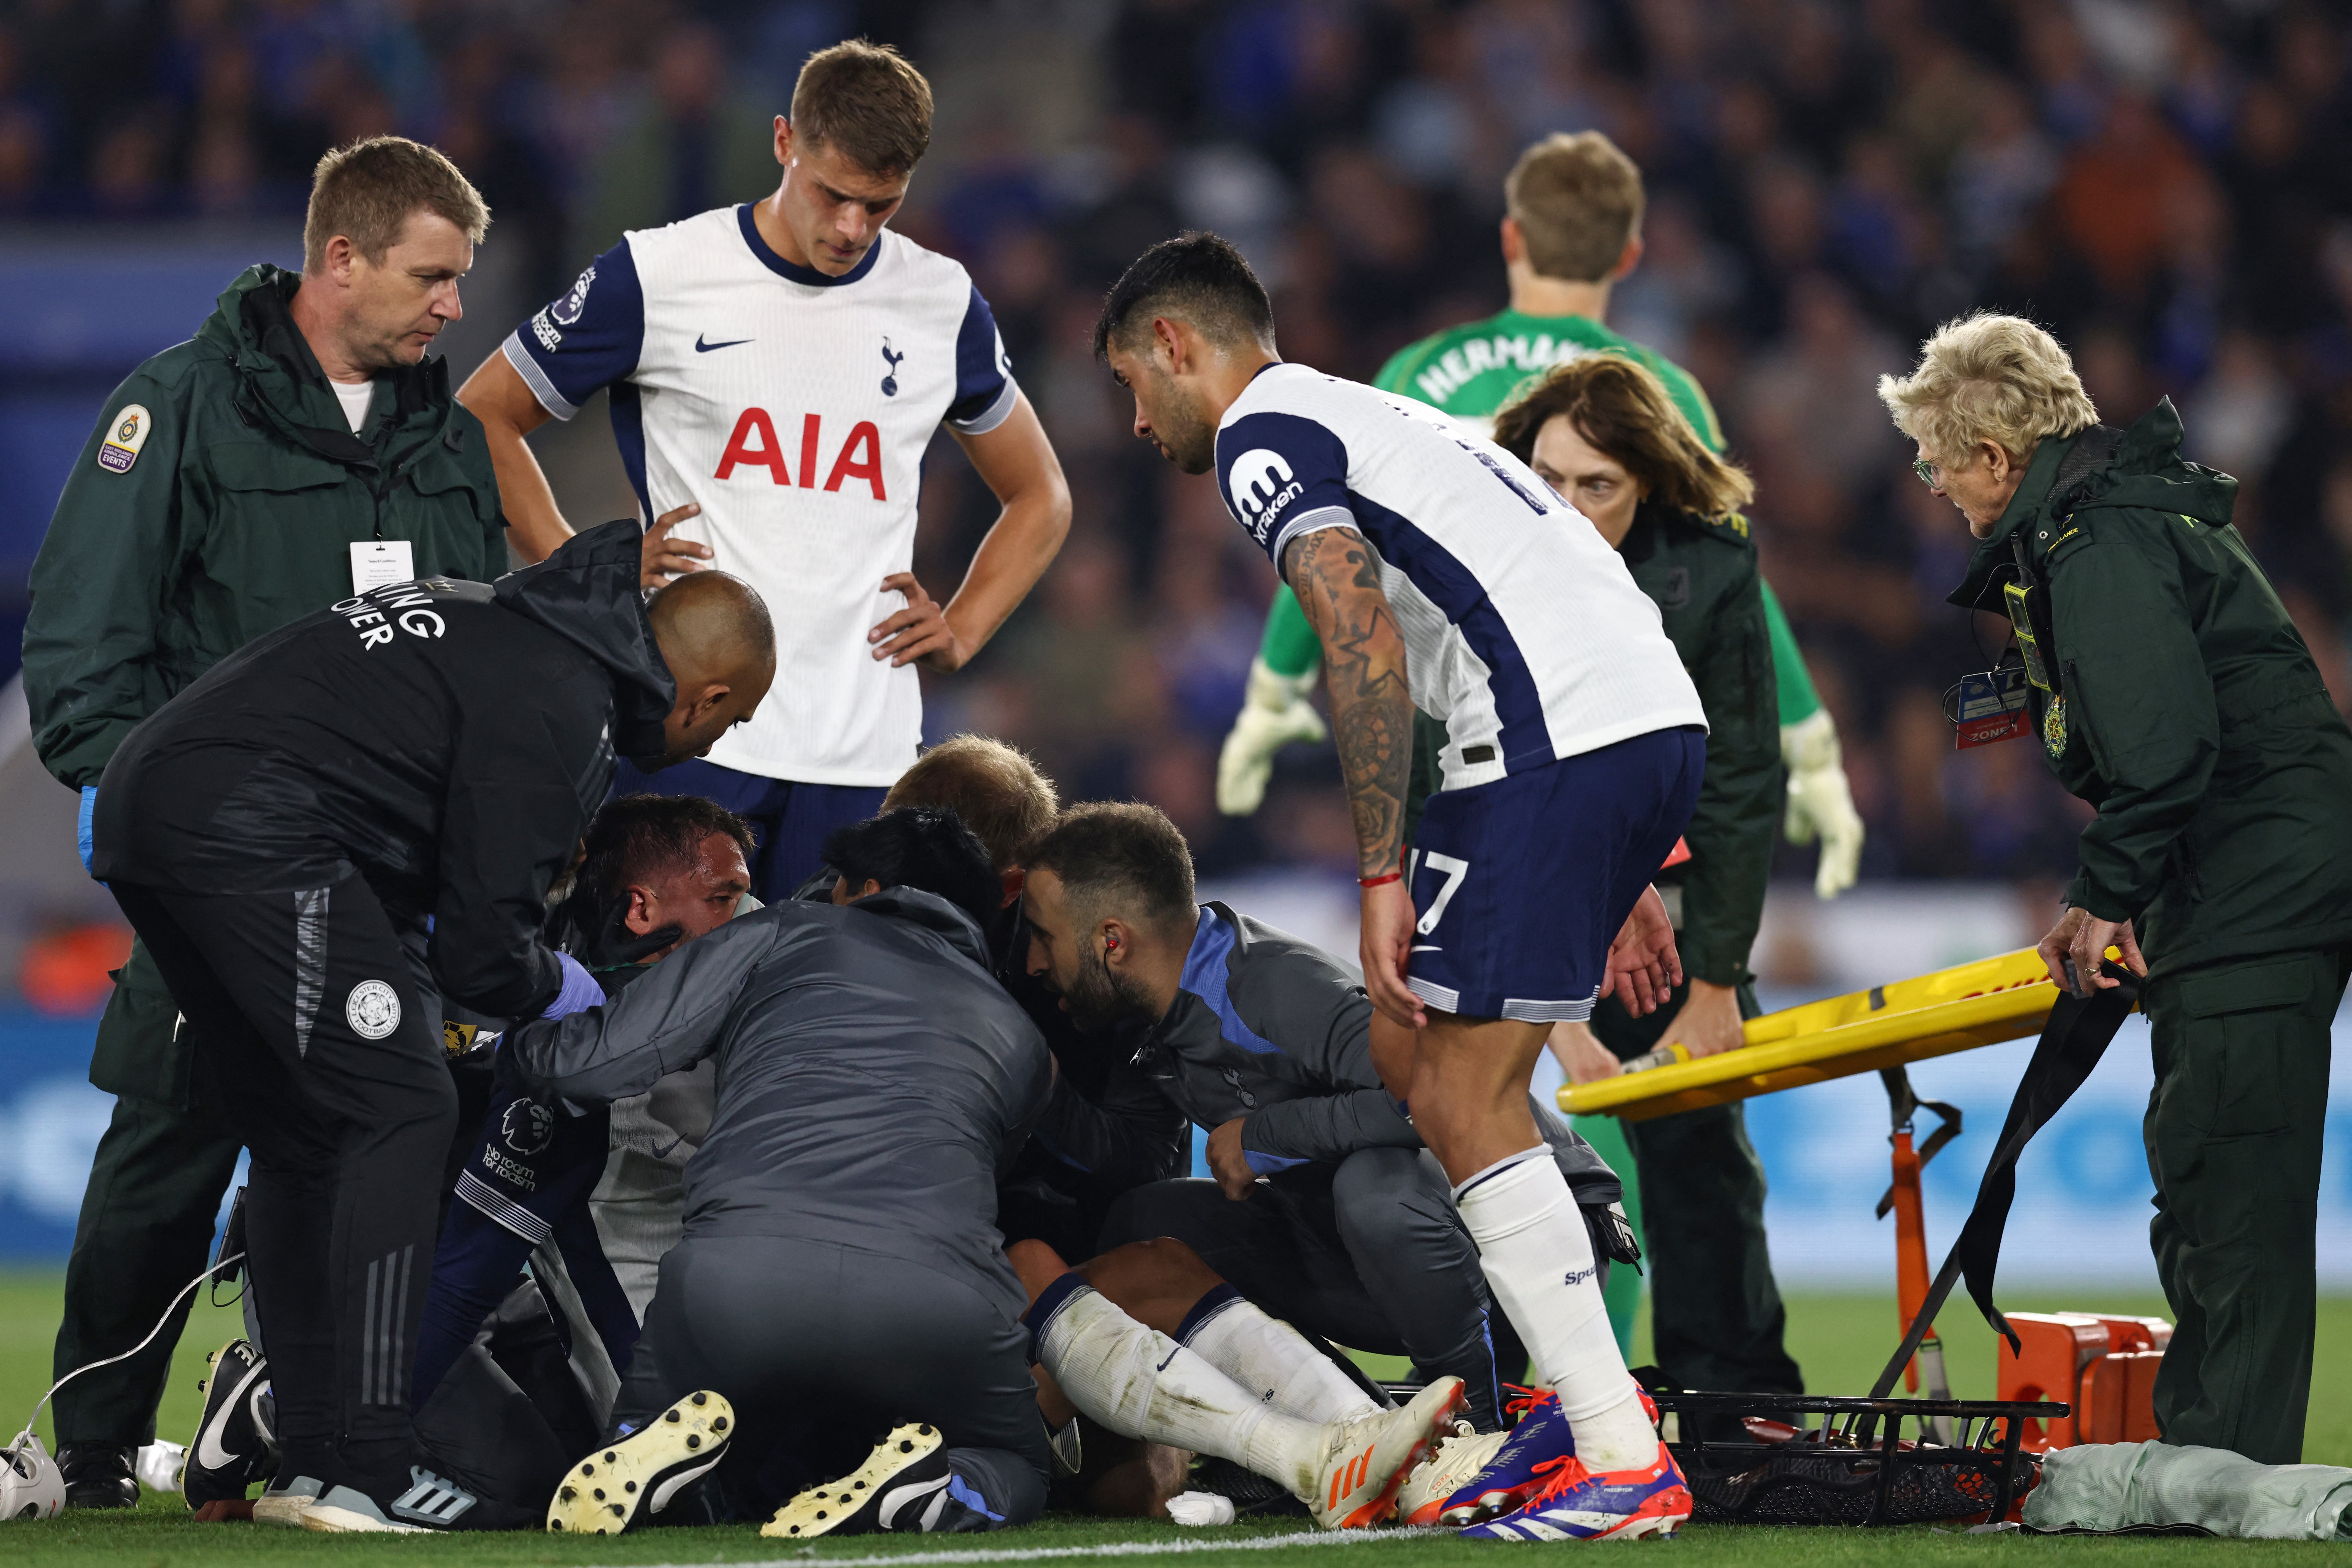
[1179,1285,1380,1424]
[1455,1147,1654,1473]
[1034,1281,1328,1496]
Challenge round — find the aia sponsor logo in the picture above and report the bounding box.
[714,410,887,500]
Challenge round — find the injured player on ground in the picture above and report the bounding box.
[413,794,760,1409]
[437,800,1472,1535]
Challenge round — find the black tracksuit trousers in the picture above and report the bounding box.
[111,874,457,1503]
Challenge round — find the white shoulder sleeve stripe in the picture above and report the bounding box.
[946,376,1020,436]
[1268,504,1358,570]
[502,329,579,421]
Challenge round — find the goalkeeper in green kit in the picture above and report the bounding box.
[1215,131,1859,1377]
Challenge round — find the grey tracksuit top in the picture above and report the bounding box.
[1036,902,1620,1202]
[504,887,1052,1313]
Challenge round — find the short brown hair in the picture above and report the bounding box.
[1493,355,1755,520]
[790,39,933,176]
[304,136,489,274]
[1024,803,1196,938]
[1505,131,1644,283]
[881,735,1060,871]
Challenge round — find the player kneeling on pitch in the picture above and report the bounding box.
[1019,801,1638,1525]
[1097,233,1698,1542]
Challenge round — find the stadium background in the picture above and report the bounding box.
[0,0,2349,1304]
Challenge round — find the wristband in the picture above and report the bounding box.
[1358,870,1402,888]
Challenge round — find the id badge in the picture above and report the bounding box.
[1945,666,2029,749]
[350,539,414,595]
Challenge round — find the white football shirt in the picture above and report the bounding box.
[503,206,1017,786]
[1213,363,1705,792]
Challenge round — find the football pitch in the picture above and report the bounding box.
[4,1272,2349,1566]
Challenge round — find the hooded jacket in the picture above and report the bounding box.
[1948,400,2352,975]
[1031,903,1622,1206]
[25,264,507,790]
[503,888,1053,1317]
[92,520,673,1018]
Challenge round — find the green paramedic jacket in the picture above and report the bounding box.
[1620,505,1781,988]
[1947,399,2352,978]
[24,264,508,790]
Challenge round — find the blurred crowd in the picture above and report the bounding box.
[11,0,2352,891]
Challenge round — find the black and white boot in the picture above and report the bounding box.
[545,1391,733,1535]
[183,1339,275,1511]
[763,1423,992,1539]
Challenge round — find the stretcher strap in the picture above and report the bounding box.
[1868,969,2141,1399]
[1874,1066,1964,1219]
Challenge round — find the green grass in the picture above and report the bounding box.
[3,1271,2349,1564]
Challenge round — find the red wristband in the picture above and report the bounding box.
[1359,871,1403,888]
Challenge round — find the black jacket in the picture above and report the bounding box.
[503,888,1054,1316]
[92,519,673,1018]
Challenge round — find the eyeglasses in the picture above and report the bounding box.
[1911,457,1943,487]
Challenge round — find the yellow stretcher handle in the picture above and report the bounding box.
[1559,948,2074,1123]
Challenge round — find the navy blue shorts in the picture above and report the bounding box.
[1405,726,1703,1023]
[609,756,887,904]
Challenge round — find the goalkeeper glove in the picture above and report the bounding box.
[1215,657,1327,816]
[1782,708,1863,899]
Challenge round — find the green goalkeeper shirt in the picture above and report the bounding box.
[1252,308,1821,728]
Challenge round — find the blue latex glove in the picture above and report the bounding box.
[77,785,97,875]
[541,950,605,1020]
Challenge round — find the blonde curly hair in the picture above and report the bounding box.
[1877,312,2098,468]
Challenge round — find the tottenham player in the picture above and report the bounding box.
[1097,234,1699,1543]
[459,40,1070,899]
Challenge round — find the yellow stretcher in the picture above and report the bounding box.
[1559,948,2065,1123]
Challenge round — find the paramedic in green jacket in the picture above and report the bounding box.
[1492,356,1802,1415]
[19,137,503,1506]
[1885,312,2352,1466]
[1215,130,1863,905]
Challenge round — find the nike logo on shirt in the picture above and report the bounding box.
[695,334,752,352]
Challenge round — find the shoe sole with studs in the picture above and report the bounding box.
[761,1422,943,1540]
[545,1391,733,1535]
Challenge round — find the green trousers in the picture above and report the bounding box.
[2142,947,2349,1465]
[1589,979,1803,1399]
[52,938,242,1446]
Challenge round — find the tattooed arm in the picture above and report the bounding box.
[1281,524,1425,1026]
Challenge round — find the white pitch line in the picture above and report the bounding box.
[599,1526,1451,1568]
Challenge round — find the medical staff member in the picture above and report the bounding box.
[1885,312,2352,1465]
[21,136,503,1509]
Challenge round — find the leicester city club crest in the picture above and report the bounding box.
[2042,694,2068,759]
[346,979,402,1039]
